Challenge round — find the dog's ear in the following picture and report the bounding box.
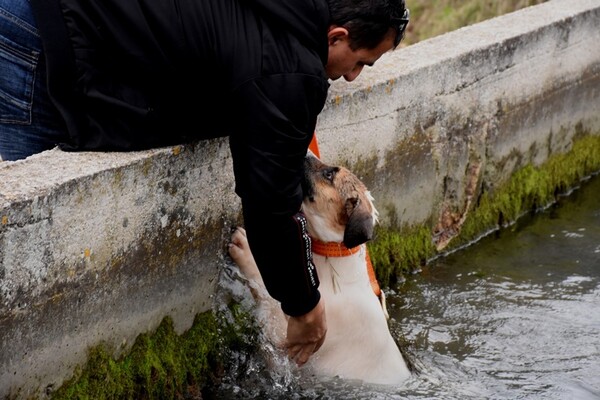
[343,197,374,248]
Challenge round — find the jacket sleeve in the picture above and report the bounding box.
[229,73,328,316]
[242,208,321,316]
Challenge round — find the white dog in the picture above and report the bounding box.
[229,154,411,385]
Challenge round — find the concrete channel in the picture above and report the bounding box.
[1,0,599,397]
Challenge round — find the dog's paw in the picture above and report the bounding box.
[228,227,260,279]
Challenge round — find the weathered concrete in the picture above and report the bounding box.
[1,0,599,397]
[0,142,241,398]
[317,0,600,245]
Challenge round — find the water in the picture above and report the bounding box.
[210,174,600,399]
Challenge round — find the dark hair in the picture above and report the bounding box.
[327,0,407,50]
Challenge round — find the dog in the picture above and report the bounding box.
[229,153,411,385]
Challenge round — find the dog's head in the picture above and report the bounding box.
[301,154,378,248]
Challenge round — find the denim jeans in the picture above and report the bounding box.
[0,0,67,161]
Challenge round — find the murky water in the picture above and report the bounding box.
[210,174,600,400]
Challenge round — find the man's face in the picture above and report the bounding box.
[325,27,396,82]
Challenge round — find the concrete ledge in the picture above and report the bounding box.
[317,0,600,230]
[0,141,241,398]
[1,0,599,397]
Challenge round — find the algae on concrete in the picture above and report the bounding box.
[51,305,259,400]
[368,133,600,288]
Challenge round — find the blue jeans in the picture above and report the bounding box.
[0,0,67,161]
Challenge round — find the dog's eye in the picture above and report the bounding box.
[322,167,338,183]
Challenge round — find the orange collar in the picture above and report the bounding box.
[310,237,382,298]
[310,238,362,257]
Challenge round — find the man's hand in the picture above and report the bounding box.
[285,298,327,366]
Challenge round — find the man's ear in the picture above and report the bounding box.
[328,26,349,45]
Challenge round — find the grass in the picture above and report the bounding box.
[403,0,548,45]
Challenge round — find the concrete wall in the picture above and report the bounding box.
[1,0,599,397]
[317,0,600,241]
[0,143,241,398]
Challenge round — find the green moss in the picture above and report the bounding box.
[368,134,600,287]
[52,305,259,400]
[367,225,436,286]
[456,134,600,249]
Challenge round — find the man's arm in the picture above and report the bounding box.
[241,207,326,365]
[241,207,320,315]
[229,73,328,362]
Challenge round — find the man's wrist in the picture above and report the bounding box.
[281,290,321,317]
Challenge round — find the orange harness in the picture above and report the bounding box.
[308,132,322,158]
[310,238,381,298]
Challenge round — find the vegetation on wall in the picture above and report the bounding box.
[368,134,600,287]
[52,306,259,400]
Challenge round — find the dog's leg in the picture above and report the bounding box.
[229,227,263,284]
[228,227,287,347]
[228,227,273,303]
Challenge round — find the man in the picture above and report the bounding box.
[0,0,408,365]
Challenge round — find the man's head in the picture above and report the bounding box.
[325,0,408,81]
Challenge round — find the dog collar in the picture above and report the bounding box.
[310,239,362,257]
[310,238,382,298]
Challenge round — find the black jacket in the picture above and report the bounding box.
[30,0,331,316]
